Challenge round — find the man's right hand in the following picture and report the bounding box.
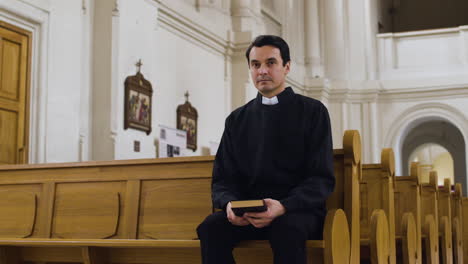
[226,202,250,226]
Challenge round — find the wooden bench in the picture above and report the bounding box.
[420,171,441,264]
[361,149,427,264]
[394,162,423,264]
[360,148,395,264]
[439,178,454,264]
[462,196,468,262]
[451,183,464,263]
[0,130,363,264]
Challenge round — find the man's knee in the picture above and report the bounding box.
[197,211,228,239]
[269,212,325,246]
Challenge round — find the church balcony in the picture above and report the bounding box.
[377,25,468,86]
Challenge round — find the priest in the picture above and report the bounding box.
[197,35,335,264]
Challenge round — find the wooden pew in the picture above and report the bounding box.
[0,130,363,264]
[439,178,454,264]
[394,162,422,264]
[451,183,464,263]
[361,148,395,264]
[361,150,424,264]
[462,197,468,262]
[420,171,441,264]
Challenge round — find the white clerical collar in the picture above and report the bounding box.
[262,96,279,105]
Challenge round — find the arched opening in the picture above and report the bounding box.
[401,120,466,194]
[378,0,468,33]
[409,143,454,185]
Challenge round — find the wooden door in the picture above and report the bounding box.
[0,21,30,164]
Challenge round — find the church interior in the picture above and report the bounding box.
[1,0,468,263]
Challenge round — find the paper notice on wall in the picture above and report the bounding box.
[158,125,187,158]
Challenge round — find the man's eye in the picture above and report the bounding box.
[267,61,275,65]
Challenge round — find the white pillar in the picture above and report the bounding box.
[304,0,323,78]
[322,0,347,80]
[91,0,119,160]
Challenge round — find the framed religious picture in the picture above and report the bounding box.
[124,60,153,135]
[177,91,198,151]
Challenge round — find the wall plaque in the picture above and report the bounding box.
[124,60,153,135]
[176,91,198,151]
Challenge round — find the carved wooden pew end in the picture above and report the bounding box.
[422,215,438,264]
[370,209,391,264]
[360,148,395,264]
[401,212,418,264]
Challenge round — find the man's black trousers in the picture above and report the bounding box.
[196,210,325,264]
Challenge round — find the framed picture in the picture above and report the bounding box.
[177,92,198,151]
[124,70,153,134]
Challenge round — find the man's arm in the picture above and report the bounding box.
[280,103,335,212]
[211,116,241,210]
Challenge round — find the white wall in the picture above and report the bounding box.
[2,0,468,175]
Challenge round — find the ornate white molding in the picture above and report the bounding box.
[303,79,468,103]
[157,3,229,56]
[286,76,306,94]
[17,0,50,12]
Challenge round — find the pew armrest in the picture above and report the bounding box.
[323,209,351,264]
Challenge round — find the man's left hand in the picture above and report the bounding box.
[244,198,286,228]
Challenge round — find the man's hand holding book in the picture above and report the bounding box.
[226,199,286,228]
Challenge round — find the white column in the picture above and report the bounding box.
[79,0,92,161]
[370,101,380,163]
[229,0,263,109]
[304,0,323,78]
[91,0,118,160]
[322,0,347,80]
[341,101,348,132]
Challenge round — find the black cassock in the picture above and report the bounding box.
[212,87,335,214]
[197,87,335,264]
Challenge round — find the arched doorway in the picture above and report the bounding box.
[401,120,466,194]
[408,143,454,185]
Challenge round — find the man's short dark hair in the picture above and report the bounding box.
[245,35,291,66]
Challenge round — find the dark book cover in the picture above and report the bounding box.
[231,200,267,217]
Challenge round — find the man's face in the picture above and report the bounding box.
[249,45,290,98]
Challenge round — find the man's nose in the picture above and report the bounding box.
[258,64,268,74]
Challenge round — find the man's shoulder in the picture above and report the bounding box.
[227,98,256,121]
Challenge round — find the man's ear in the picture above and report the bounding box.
[284,61,291,74]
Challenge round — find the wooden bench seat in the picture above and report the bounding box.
[394,163,423,264]
[439,178,454,264]
[361,149,429,264]
[0,130,363,263]
[420,171,440,264]
[361,149,395,264]
[461,197,468,262]
[451,183,464,263]
[0,238,328,264]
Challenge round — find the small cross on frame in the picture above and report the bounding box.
[184,91,190,102]
[135,59,143,73]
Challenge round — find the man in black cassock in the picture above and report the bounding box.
[197,35,335,264]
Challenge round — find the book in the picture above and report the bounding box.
[230,200,267,217]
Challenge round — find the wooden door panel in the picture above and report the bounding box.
[0,22,30,164]
[0,108,18,164]
[1,39,20,101]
